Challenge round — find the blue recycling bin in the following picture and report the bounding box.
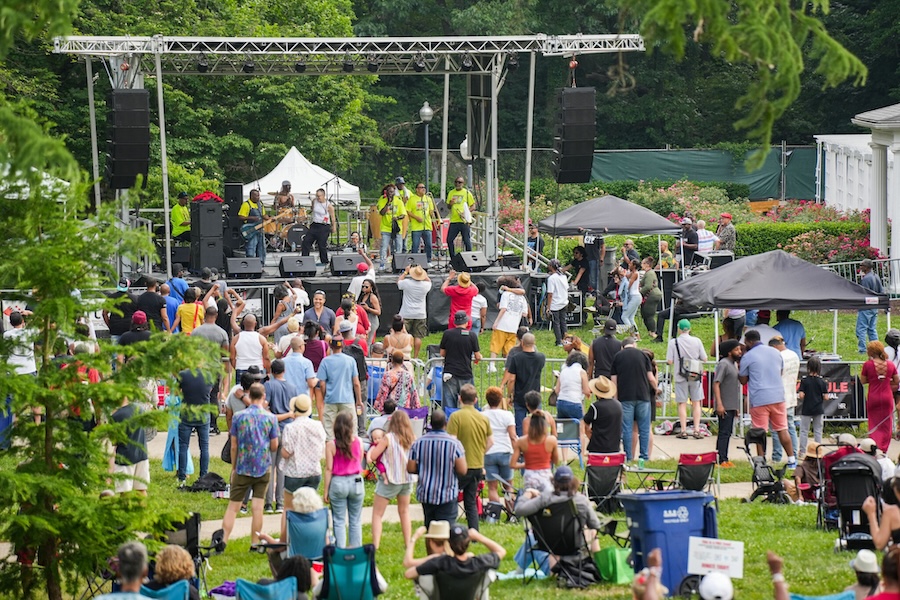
[619,490,717,594]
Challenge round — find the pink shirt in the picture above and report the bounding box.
[332,437,362,476]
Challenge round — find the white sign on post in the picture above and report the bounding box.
[687,537,744,579]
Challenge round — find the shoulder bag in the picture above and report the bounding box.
[674,338,704,382]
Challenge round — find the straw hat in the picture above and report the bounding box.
[588,376,617,399]
[850,549,879,574]
[457,272,472,287]
[425,520,450,540]
[410,265,429,281]
[805,442,823,459]
[291,394,312,417]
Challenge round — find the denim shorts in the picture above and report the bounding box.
[484,452,512,483]
[375,479,413,499]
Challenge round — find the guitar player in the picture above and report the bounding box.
[238,189,267,266]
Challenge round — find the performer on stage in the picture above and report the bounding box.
[376,183,406,271]
[273,180,294,212]
[395,177,412,251]
[239,189,266,266]
[301,188,336,264]
[446,176,475,259]
[406,182,437,268]
[171,191,191,242]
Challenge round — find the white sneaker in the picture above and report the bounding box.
[427,262,434,269]
[486,363,497,373]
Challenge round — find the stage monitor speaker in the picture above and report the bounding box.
[330,253,361,276]
[227,257,263,279]
[106,90,150,189]
[190,237,223,272]
[451,251,490,273]
[279,255,318,278]
[224,182,243,218]
[392,253,427,273]
[190,201,223,239]
[696,250,735,270]
[552,87,596,185]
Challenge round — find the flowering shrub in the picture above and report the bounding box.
[764,200,869,224]
[781,230,882,263]
[496,185,577,234]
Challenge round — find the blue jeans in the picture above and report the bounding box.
[856,309,879,352]
[514,404,528,437]
[245,231,266,266]
[380,232,402,268]
[329,474,364,548]
[411,230,433,262]
[447,222,471,257]
[441,375,473,410]
[621,295,641,332]
[621,400,651,461]
[471,318,482,337]
[556,401,583,420]
[178,416,210,481]
[587,259,599,294]
[771,407,798,462]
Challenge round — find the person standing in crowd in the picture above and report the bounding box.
[398,264,431,359]
[442,270,478,330]
[470,283,488,337]
[301,188,336,265]
[554,351,591,420]
[395,176,412,251]
[774,310,806,358]
[177,368,213,487]
[4,311,36,378]
[545,259,569,347]
[797,356,827,452]
[858,259,885,353]
[347,250,375,298]
[589,319,622,379]
[447,384,493,530]
[677,218,699,266]
[446,176,475,259]
[580,226,605,296]
[160,283,181,334]
[280,393,326,505]
[374,350,419,412]
[714,340,742,467]
[483,386,516,505]
[222,383,278,544]
[303,290,336,335]
[117,311,151,347]
[357,279,382,348]
[621,239,640,267]
[740,329,795,466]
[408,409,467,526]
[191,305,230,413]
[667,319,708,439]
[582,376,622,454]
[324,411,364,548]
[383,315,414,360]
[110,396,150,496]
[503,332,545,436]
[716,212,736,252]
[510,409,558,493]
[103,277,138,344]
[136,278,169,332]
[171,191,192,242]
[722,308,746,342]
[407,182,436,267]
[166,263,189,303]
[230,313,271,382]
[264,359,299,514]
[658,240,676,269]
[695,220,720,253]
[486,276,530,372]
[621,259,642,339]
[283,336,318,404]
[860,341,899,453]
[317,336,362,441]
[440,311,482,410]
[368,409,416,548]
[525,222,545,271]
[611,337,656,463]
[640,257,664,341]
[562,246,590,297]
[169,287,204,334]
[239,189,266,267]
[376,183,406,271]
[769,336,800,463]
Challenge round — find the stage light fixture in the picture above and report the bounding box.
[507,53,519,71]
[197,55,209,73]
[242,60,255,74]
[294,59,306,73]
[413,54,426,72]
[342,56,354,73]
[367,55,380,73]
[461,54,474,71]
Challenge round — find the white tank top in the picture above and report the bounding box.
[312,200,329,224]
[557,363,585,404]
[234,331,264,370]
[629,277,640,296]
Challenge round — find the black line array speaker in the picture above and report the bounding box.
[106,89,151,189]
[392,253,427,273]
[552,87,596,184]
[279,255,318,278]
[451,251,490,273]
[330,253,361,276]
[227,257,263,279]
[190,202,224,239]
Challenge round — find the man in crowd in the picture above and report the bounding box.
[283,336,318,400]
[398,264,431,359]
[589,318,622,378]
[716,212,736,252]
[503,332,545,436]
[407,181,437,267]
[545,259,569,347]
[230,313,270,382]
[447,384,493,530]
[525,222,545,271]
[621,239,640,267]
[666,319,707,439]
[769,336,800,464]
[677,218,699,266]
[408,409,467,526]
[377,183,407,270]
[580,226,605,295]
[98,541,149,598]
[177,368,213,487]
[136,278,169,332]
[317,336,362,440]
[446,176,476,259]
[110,396,149,496]
[4,311,36,377]
[442,270,478,330]
[486,275,530,373]
[118,311,151,347]
[166,263,189,303]
[191,304,231,422]
[695,220,720,254]
[340,319,370,435]
[440,311,482,410]
[263,359,298,513]
[404,525,506,586]
[740,329,795,467]
[347,250,376,299]
[714,339,742,467]
[611,337,657,463]
[774,310,806,358]
[857,258,884,353]
[103,277,137,344]
[171,191,191,243]
[160,283,180,334]
[222,383,278,544]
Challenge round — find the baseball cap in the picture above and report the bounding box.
[604,319,618,333]
[395,176,405,184]
[356,263,369,273]
[720,212,732,219]
[131,310,147,325]
[681,218,693,225]
[553,465,574,484]
[116,277,130,292]
[454,310,469,326]
[177,191,189,199]
[339,320,355,334]
[677,318,691,331]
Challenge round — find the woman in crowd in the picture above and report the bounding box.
[271,284,296,344]
[368,409,416,548]
[621,259,642,339]
[144,545,200,600]
[374,350,420,412]
[845,549,881,600]
[257,487,326,577]
[470,283,488,337]
[509,410,558,493]
[384,315,414,360]
[860,341,900,452]
[357,279,382,347]
[324,411,364,548]
[268,556,317,600]
[640,257,663,341]
[863,476,900,551]
[279,395,326,528]
[483,386,516,505]
[302,320,329,371]
[334,295,370,340]
[303,290,336,335]
[170,287,204,334]
[276,318,302,357]
[553,351,591,420]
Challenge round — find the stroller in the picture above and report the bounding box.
[739,428,791,504]
[830,452,883,551]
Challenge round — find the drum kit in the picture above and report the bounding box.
[265,199,309,253]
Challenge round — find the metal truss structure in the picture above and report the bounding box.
[54,34,644,75]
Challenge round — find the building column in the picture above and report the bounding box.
[890,144,900,292]
[869,142,889,256]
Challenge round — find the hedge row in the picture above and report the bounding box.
[501,178,751,203]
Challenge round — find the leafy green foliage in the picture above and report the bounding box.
[734,221,869,257]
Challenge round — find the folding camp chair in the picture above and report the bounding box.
[522,499,593,587]
[77,557,117,599]
[316,544,384,600]
[788,592,855,600]
[366,365,385,420]
[556,418,583,468]
[400,406,428,438]
[660,452,720,506]
[423,570,497,600]
[140,580,190,600]
[236,576,298,600]
[286,508,329,560]
[584,452,626,514]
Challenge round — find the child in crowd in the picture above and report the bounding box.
[798,356,828,454]
[364,428,387,480]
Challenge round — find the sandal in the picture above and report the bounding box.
[677,432,689,439]
[693,431,703,439]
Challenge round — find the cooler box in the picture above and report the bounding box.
[619,490,717,594]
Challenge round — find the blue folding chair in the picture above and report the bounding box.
[428,365,443,408]
[366,365,385,403]
[317,544,383,600]
[789,593,855,600]
[140,580,190,600]
[236,576,298,600]
[556,418,583,468]
[286,508,329,560]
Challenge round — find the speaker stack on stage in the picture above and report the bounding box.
[106,90,151,189]
[330,253,361,276]
[392,253,427,273]
[223,182,245,258]
[227,257,263,279]
[190,201,224,272]
[552,87,596,184]
[451,251,490,273]
[279,255,317,278]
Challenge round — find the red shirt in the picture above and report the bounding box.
[335,305,371,337]
[444,284,478,329]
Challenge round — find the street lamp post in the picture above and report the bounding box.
[419,101,434,195]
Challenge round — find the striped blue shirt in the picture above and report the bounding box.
[409,430,464,505]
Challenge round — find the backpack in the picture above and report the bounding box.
[186,472,227,493]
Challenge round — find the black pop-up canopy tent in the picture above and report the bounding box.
[536,195,682,236]
[672,250,889,311]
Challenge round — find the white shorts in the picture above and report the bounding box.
[113,460,150,493]
[675,381,704,404]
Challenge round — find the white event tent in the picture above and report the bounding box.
[242,146,360,209]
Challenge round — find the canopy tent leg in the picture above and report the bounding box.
[522,52,535,271]
[833,309,838,355]
[714,309,720,361]
[86,59,102,212]
[440,56,449,202]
